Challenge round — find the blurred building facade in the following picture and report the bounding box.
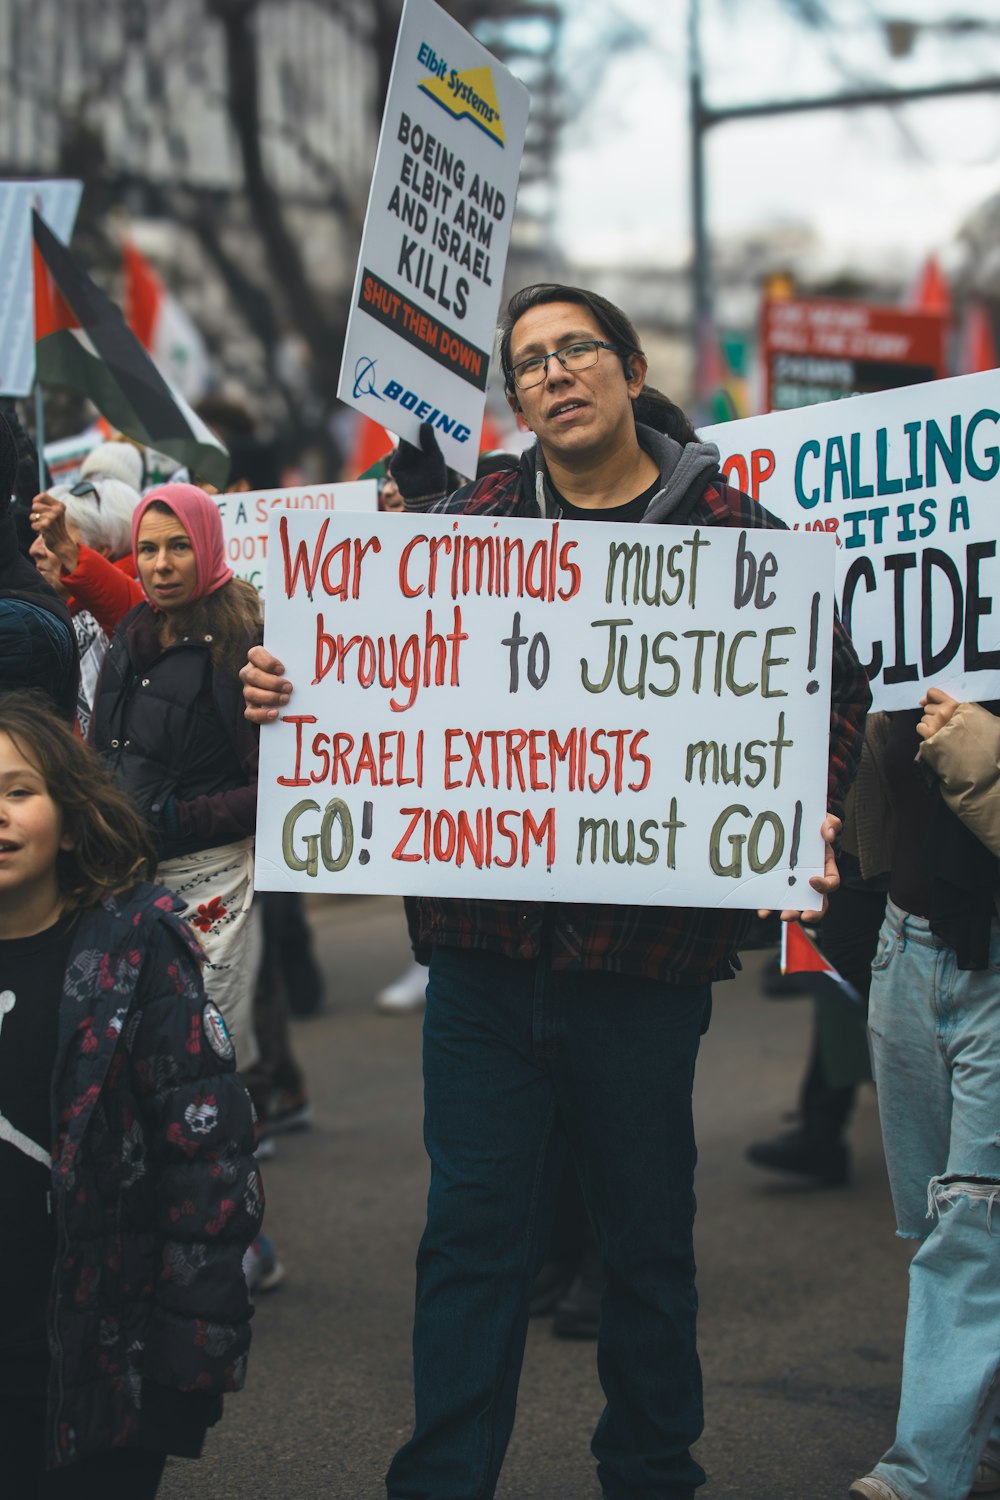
[0,0,568,464]
[2,0,994,450]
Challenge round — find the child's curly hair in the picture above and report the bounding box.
[0,691,155,909]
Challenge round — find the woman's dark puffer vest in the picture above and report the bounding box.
[91,604,255,860]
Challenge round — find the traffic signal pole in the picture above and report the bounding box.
[688,0,1000,399]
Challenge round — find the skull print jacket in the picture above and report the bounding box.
[44,882,262,1470]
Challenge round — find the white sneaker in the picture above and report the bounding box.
[375,960,428,1013]
[849,1478,904,1500]
[973,1461,1000,1495]
[242,1234,285,1297]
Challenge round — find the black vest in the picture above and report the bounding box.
[91,604,247,857]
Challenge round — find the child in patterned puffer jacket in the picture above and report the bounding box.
[0,691,262,1499]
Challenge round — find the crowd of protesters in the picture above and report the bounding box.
[0,279,997,1500]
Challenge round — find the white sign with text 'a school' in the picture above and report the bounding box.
[254,511,836,911]
[701,370,1000,711]
[213,482,377,597]
[337,0,529,478]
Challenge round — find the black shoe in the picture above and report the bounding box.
[552,1249,603,1339]
[529,1259,576,1317]
[745,1127,850,1186]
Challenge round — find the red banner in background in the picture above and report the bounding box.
[762,296,949,413]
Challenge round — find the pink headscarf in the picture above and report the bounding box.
[132,483,234,607]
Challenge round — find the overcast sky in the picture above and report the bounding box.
[553,0,1000,275]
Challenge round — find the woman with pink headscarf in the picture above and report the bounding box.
[91,484,264,1069]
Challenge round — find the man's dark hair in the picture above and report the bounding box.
[498,284,644,393]
[632,385,698,447]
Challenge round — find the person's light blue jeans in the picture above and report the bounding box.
[867,899,1000,1500]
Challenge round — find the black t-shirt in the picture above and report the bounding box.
[883,710,933,917]
[553,478,659,525]
[0,913,76,1394]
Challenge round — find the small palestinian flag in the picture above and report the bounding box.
[780,920,863,1006]
[33,211,228,487]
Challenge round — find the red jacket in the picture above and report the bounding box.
[61,547,143,634]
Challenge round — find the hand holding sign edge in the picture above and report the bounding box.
[916,686,959,741]
[241,644,292,723]
[389,422,448,506]
[757,812,842,924]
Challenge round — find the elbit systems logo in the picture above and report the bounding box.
[416,42,506,148]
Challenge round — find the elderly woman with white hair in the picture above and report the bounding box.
[29,443,144,732]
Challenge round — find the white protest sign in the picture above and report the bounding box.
[43,428,102,487]
[701,371,1000,711]
[0,180,82,397]
[338,0,529,478]
[254,511,836,911]
[213,481,378,596]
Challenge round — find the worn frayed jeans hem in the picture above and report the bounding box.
[927,1175,1000,1231]
[871,1465,920,1500]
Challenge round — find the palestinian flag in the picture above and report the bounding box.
[780,920,863,1006]
[32,211,228,487]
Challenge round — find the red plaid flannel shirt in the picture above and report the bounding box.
[412,464,870,985]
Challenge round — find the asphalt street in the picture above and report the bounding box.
[160,894,911,1500]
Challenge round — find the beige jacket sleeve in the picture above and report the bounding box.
[916,702,1000,860]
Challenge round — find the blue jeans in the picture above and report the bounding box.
[385,946,712,1500]
[867,901,1000,1500]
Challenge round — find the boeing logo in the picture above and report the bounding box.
[354,360,472,444]
[353,356,383,401]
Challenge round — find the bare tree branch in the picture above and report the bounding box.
[206,0,346,392]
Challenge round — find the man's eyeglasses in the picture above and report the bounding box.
[510,339,619,390]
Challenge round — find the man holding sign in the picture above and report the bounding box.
[243,283,870,1499]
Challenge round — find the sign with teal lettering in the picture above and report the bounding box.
[254,510,835,910]
[338,0,529,477]
[702,370,1000,710]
